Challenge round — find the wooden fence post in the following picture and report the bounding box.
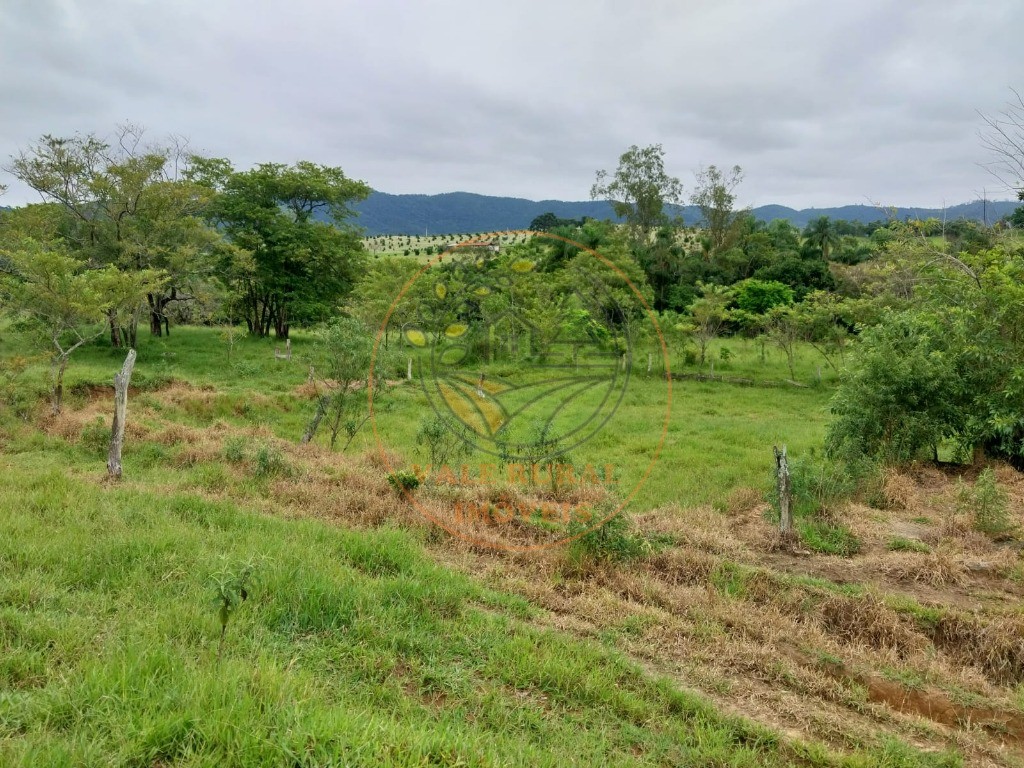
[407,357,413,381]
[774,445,793,536]
[107,348,137,480]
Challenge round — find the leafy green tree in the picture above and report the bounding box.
[347,257,421,347]
[802,216,841,261]
[565,232,653,351]
[591,144,683,240]
[6,127,218,345]
[793,290,855,372]
[827,240,1024,467]
[195,160,370,338]
[690,164,747,255]
[752,251,835,298]
[732,278,793,315]
[766,219,802,252]
[762,304,802,380]
[682,283,732,368]
[826,311,960,463]
[528,212,583,232]
[0,239,163,413]
[301,317,396,449]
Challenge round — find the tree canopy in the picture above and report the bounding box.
[195,160,371,338]
[591,144,683,240]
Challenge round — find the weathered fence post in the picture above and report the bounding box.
[647,352,652,375]
[107,348,137,480]
[407,357,413,381]
[774,445,793,536]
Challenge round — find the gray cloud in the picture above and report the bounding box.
[1,0,1022,209]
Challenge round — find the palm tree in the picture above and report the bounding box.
[803,216,840,261]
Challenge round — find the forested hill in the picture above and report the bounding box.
[346,192,1020,234]
[3,198,1018,236]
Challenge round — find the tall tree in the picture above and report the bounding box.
[5,126,219,346]
[690,164,747,255]
[195,161,370,339]
[802,216,840,261]
[591,144,683,241]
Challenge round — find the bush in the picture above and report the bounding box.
[415,414,472,468]
[386,470,420,496]
[732,279,794,315]
[826,311,959,464]
[252,443,290,478]
[0,355,40,420]
[768,454,856,519]
[223,436,248,463]
[566,512,652,563]
[957,468,1013,537]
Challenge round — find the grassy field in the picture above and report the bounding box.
[5,326,837,511]
[2,324,1022,766]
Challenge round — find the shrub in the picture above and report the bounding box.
[0,355,40,420]
[415,414,472,468]
[567,513,652,563]
[732,278,794,314]
[231,360,259,378]
[386,470,420,496]
[223,436,248,463]
[826,311,959,464]
[957,468,1013,537]
[252,443,289,478]
[209,556,258,660]
[768,454,856,520]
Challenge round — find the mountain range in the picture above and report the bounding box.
[349,191,1021,235]
[2,195,1018,236]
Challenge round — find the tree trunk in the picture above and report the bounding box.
[972,443,986,467]
[148,294,164,337]
[107,349,137,480]
[50,355,68,415]
[301,396,329,444]
[108,311,123,349]
[774,445,793,536]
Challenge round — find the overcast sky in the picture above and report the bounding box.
[1,0,1022,209]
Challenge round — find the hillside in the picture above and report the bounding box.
[348,192,1021,235]
[1,326,1022,766]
